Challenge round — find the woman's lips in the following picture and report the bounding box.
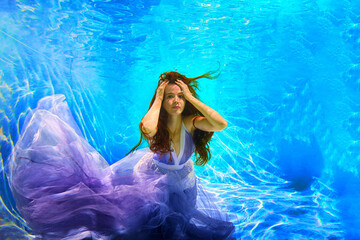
[172,106,180,109]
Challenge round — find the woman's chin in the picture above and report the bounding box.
[167,110,183,116]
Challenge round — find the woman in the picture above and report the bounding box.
[127,71,235,239]
[132,71,227,164]
[6,71,235,239]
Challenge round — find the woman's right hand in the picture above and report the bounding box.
[156,79,169,100]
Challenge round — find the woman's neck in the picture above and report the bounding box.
[167,115,182,135]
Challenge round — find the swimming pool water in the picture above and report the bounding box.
[1,0,359,239]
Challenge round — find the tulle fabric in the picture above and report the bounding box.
[6,95,235,240]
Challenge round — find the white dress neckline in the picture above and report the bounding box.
[153,121,187,170]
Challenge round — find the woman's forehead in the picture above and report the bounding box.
[165,84,182,94]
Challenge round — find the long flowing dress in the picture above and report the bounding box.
[6,94,235,240]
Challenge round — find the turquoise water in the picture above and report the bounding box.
[0,0,359,239]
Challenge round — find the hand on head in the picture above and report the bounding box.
[156,79,169,100]
[175,79,192,100]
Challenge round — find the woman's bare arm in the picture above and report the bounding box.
[175,79,227,132]
[141,80,168,138]
[187,97,227,132]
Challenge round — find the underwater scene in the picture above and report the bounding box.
[0,0,359,239]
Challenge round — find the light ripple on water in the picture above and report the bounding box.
[194,127,343,238]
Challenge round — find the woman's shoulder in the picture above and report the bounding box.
[183,115,196,136]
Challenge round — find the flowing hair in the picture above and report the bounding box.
[128,69,220,166]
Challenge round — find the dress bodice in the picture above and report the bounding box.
[153,121,195,170]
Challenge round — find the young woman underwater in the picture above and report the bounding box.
[6,71,235,239]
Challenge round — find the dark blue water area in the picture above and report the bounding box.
[1,0,360,239]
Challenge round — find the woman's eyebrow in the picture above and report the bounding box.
[166,91,183,95]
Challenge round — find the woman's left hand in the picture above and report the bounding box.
[175,79,193,100]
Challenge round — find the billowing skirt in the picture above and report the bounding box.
[6,95,235,239]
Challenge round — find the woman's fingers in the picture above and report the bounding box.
[160,80,169,88]
[175,79,183,87]
[158,79,168,88]
[156,80,169,100]
[158,78,168,86]
[175,79,187,90]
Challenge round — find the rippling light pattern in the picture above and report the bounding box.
[1,0,359,239]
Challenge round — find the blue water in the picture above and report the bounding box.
[0,0,359,239]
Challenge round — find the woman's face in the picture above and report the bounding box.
[163,84,185,116]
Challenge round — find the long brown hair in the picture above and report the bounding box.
[128,69,219,166]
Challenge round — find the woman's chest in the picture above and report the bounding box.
[171,133,181,156]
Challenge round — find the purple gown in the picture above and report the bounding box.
[6,95,235,239]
